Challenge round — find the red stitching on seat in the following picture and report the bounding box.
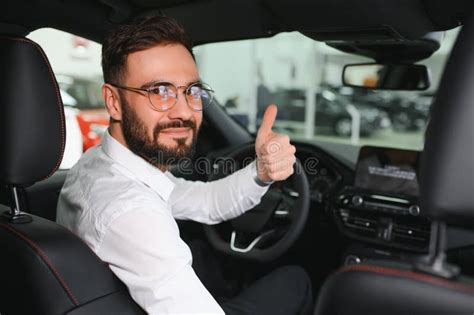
[0,223,80,306]
[338,264,474,294]
[0,36,66,181]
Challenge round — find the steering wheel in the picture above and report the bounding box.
[203,143,310,262]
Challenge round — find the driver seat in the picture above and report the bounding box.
[0,36,145,314]
[315,9,474,315]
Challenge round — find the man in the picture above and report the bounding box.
[57,15,313,314]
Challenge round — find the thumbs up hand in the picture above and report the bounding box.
[255,104,297,183]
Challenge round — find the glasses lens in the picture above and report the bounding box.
[148,83,178,111]
[186,83,214,111]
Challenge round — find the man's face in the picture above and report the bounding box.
[119,44,202,166]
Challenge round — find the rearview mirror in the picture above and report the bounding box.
[342,63,430,90]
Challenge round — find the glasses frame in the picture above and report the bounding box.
[109,81,214,112]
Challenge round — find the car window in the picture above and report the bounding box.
[28,28,105,169]
[194,29,460,162]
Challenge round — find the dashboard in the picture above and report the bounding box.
[293,141,474,270]
[295,142,431,256]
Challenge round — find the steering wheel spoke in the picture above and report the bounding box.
[230,230,275,253]
[273,191,298,220]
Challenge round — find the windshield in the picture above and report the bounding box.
[194,29,459,162]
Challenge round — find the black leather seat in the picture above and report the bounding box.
[0,36,145,315]
[315,8,474,315]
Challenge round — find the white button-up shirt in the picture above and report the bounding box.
[56,130,269,314]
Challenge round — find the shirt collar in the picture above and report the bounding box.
[101,130,175,202]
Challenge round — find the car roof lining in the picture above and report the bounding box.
[2,0,470,46]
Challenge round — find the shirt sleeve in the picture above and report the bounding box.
[97,206,224,315]
[166,160,270,224]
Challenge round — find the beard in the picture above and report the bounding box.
[120,95,198,168]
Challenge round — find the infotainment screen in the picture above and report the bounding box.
[354,146,420,196]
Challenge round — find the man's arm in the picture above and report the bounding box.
[98,206,224,314]
[167,160,269,224]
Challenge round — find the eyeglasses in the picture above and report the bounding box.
[110,81,215,112]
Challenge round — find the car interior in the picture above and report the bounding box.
[1,0,473,314]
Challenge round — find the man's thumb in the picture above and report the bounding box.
[258,104,278,138]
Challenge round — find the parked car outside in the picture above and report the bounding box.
[56,74,109,151]
[256,87,391,137]
[337,86,431,131]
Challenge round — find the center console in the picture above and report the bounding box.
[332,146,431,262]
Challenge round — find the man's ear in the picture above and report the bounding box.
[102,83,122,121]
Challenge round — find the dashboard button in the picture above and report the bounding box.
[409,205,420,216]
[344,255,362,265]
[352,195,364,206]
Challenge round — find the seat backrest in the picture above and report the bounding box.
[25,170,68,221]
[315,262,474,315]
[0,204,145,315]
[0,36,145,314]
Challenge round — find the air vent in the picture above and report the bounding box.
[392,222,430,248]
[336,208,431,252]
[338,209,378,237]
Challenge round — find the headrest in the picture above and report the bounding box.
[420,10,474,227]
[0,37,65,186]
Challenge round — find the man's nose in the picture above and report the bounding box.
[167,93,193,120]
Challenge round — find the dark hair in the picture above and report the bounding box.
[101,15,194,85]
